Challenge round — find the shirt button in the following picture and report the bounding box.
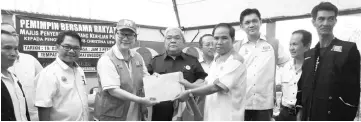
[329,96,332,100]
[328,111,331,114]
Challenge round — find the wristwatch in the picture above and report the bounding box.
[187,89,194,97]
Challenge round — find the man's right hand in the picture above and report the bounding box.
[139,97,159,107]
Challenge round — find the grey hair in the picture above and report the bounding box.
[164,27,186,43]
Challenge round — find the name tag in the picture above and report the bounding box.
[136,61,142,67]
[262,46,271,52]
[331,45,342,52]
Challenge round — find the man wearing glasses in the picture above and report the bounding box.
[1,23,43,121]
[34,31,89,121]
[94,19,158,121]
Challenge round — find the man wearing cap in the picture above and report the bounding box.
[94,19,158,121]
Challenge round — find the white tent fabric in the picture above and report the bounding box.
[2,0,360,27]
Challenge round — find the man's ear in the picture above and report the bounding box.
[305,43,311,50]
[56,44,60,50]
[311,19,316,27]
[240,24,245,30]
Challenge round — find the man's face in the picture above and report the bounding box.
[214,27,233,55]
[200,36,216,57]
[115,29,137,50]
[312,10,337,36]
[289,33,309,59]
[164,29,185,53]
[1,34,19,69]
[241,13,261,36]
[56,36,81,63]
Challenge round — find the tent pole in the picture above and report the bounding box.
[172,0,182,28]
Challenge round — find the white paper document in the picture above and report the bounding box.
[143,72,184,102]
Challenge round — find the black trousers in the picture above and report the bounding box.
[151,101,174,121]
[245,109,273,121]
[274,105,296,121]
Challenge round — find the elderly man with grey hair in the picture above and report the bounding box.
[147,27,208,121]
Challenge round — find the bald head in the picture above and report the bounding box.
[1,23,16,34]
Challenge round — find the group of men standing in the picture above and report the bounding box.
[1,1,360,121]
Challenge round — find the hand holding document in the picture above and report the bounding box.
[143,72,184,102]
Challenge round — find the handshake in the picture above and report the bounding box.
[139,97,159,107]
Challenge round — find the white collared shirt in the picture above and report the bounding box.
[237,34,289,110]
[34,57,88,121]
[1,70,28,121]
[8,53,43,121]
[198,56,212,74]
[204,50,247,121]
[97,45,149,121]
[280,59,301,107]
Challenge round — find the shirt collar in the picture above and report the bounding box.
[214,49,234,62]
[55,57,79,70]
[112,45,135,60]
[198,54,205,63]
[242,33,267,45]
[1,69,17,82]
[163,51,185,60]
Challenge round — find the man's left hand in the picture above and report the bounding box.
[175,91,190,102]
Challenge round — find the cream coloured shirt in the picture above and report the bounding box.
[34,57,88,121]
[280,59,301,107]
[237,35,289,110]
[1,71,28,121]
[204,50,247,121]
[8,53,43,121]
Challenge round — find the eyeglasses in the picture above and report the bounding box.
[11,32,19,37]
[165,36,182,41]
[60,45,81,51]
[116,32,137,39]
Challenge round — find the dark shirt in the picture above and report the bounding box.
[147,52,208,121]
[147,52,208,83]
[296,38,360,121]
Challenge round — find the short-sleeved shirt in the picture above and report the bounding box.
[34,57,88,121]
[1,71,28,121]
[279,58,301,107]
[147,52,207,83]
[198,56,212,74]
[97,45,148,121]
[204,49,247,121]
[237,34,289,110]
[8,53,43,121]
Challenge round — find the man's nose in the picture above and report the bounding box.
[9,50,18,58]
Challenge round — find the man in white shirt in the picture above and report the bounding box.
[34,31,88,121]
[275,30,312,121]
[2,22,44,121]
[198,34,216,73]
[176,23,247,121]
[235,8,289,121]
[1,29,30,121]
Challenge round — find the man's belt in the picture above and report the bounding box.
[281,104,297,116]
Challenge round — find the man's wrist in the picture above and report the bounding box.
[187,89,194,97]
[136,97,144,104]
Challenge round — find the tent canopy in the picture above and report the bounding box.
[2,0,361,28]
